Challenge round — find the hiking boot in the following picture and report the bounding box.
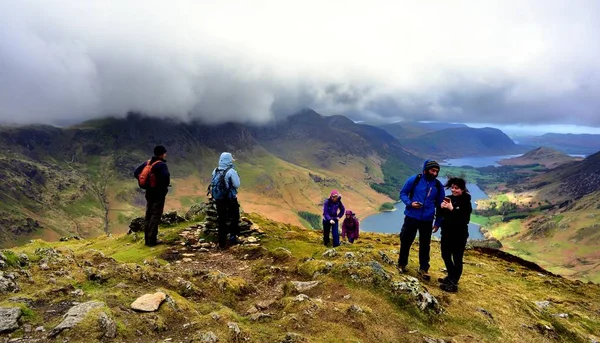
[418,269,431,281]
[438,277,450,284]
[440,282,458,292]
[397,264,408,273]
[229,235,239,245]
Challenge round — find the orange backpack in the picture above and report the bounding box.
[137,160,162,189]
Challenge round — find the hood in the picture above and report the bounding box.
[345,210,353,215]
[218,152,235,169]
[329,189,342,200]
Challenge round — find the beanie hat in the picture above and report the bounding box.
[424,160,440,171]
[154,145,167,156]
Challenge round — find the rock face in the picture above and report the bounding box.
[98,312,117,338]
[0,307,22,333]
[131,292,167,312]
[49,301,105,337]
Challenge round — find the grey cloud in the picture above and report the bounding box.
[1,1,600,128]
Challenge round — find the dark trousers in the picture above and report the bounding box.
[215,198,240,248]
[322,219,340,247]
[144,193,166,246]
[398,216,433,271]
[441,233,468,285]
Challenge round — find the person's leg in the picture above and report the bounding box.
[452,236,468,284]
[417,220,433,272]
[228,198,240,242]
[332,221,340,247]
[440,234,454,283]
[146,195,165,246]
[348,237,355,243]
[398,217,419,268]
[322,219,331,246]
[216,199,229,248]
[143,193,153,245]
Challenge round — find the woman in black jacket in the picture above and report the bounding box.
[436,177,472,292]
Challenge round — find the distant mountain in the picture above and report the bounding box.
[379,121,469,139]
[518,151,600,201]
[397,127,527,158]
[516,133,600,155]
[498,147,582,169]
[0,110,422,246]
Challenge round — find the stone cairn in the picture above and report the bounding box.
[129,198,265,247]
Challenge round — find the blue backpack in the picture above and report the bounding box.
[209,167,232,200]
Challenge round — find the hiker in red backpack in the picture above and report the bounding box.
[133,145,171,246]
[341,210,360,244]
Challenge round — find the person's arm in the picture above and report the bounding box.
[433,182,445,228]
[341,220,347,239]
[462,196,473,224]
[338,201,346,220]
[356,219,360,238]
[323,200,332,221]
[399,176,416,206]
[154,162,170,188]
[228,169,241,189]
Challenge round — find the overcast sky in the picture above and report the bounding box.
[1,0,599,131]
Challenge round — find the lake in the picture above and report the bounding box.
[361,178,488,240]
[441,154,521,167]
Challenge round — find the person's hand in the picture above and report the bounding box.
[441,201,449,209]
[411,202,422,208]
[330,219,335,224]
[432,226,439,233]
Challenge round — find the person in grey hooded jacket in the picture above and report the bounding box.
[210,152,241,249]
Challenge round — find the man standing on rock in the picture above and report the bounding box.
[209,152,241,249]
[134,145,170,247]
[397,159,445,280]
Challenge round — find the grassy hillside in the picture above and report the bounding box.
[1,213,599,342]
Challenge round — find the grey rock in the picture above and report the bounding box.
[199,331,219,342]
[0,307,22,333]
[49,301,105,337]
[322,249,337,258]
[98,312,116,338]
[227,322,241,336]
[250,312,272,321]
[35,326,45,332]
[556,313,569,318]
[344,252,355,259]
[291,281,320,292]
[0,272,19,294]
[378,251,395,265]
[294,294,310,302]
[390,277,441,313]
[534,301,550,310]
[477,307,494,320]
[347,304,363,314]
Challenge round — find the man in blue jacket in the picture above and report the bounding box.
[397,159,445,280]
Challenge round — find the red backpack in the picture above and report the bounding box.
[138,160,162,189]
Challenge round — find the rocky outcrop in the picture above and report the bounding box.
[0,307,22,333]
[130,292,167,312]
[48,301,106,337]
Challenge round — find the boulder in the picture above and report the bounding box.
[199,331,219,342]
[48,301,105,337]
[0,307,22,333]
[131,292,167,312]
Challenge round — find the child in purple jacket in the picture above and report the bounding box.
[342,210,360,243]
[322,190,345,247]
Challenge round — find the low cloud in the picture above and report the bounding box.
[1,1,599,127]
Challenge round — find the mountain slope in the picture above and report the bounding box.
[1,212,599,342]
[499,147,582,169]
[379,121,469,140]
[516,133,600,155]
[0,111,421,246]
[399,127,527,158]
[479,152,600,282]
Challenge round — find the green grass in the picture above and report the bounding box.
[488,219,522,240]
[379,202,396,212]
[297,211,321,230]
